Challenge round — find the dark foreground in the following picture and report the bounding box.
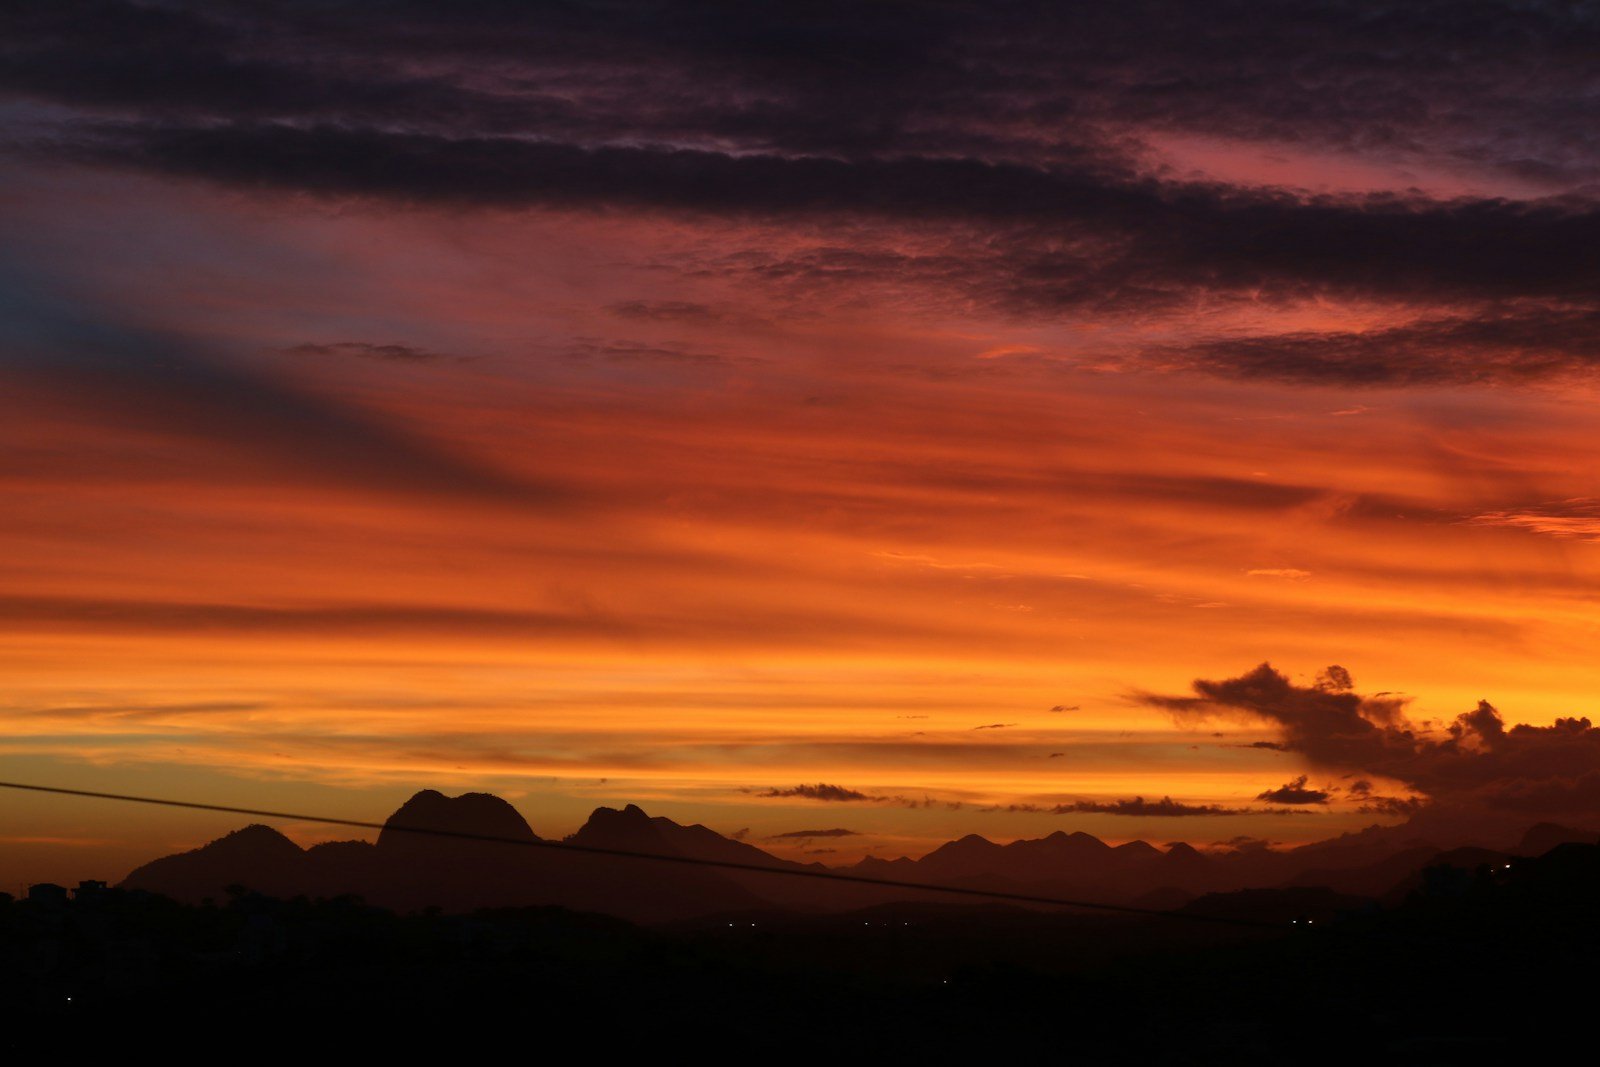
[5,844,1598,1061]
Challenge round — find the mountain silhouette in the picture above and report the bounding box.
[117,787,1600,922]
[120,789,762,921]
[569,803,780,866]
[1517,821,1598,855]
[41,833,1600,1059]
[849,828,1214,902]
[122,824,308,901]
[378,789,539,850]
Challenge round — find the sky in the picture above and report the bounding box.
[5,0,1600,887]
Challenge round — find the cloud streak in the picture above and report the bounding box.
[0,260,561,504]
[7,2,1600,387]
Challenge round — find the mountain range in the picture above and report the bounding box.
[119,789,1600,922]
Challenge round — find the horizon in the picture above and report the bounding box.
[7,1,1600,895]
[10,778,1592,897]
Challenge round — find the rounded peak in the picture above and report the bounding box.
[570,803,669,847]
[583,803,653,824]
[231,823,290,839]
[214,823,301,853]
[151,822,304,866]
[378,789,537,850]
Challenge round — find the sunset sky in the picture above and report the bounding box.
[5,1,1600,888]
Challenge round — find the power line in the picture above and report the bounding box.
[0,779,1283,929]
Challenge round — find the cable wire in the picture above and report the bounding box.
[0,779,1283,928]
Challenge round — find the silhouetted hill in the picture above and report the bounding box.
[1516,821,1598,855]
[122,824,308,902]
[1286,843,1443,897]
[1380,845,1511,905]
[567,802,910,910]
[27,840,1600,1059]
[570,803,783,867]
[848,828,1267,902]
[120,790,764,922]
[114,788,1600,924]
[377,789,539,853]
[853,829,1186,902]
[1178,885,1373,924]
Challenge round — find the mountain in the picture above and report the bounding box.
[569,803,784,867]
[118,787,1600,923]
[564,803,905,910]
[847,829,1214,902]
[1516,822,1598,856]
[122,824,309,902]
[1286,844,1444,897]
[1178,885,1375,925]
[377,789,539,852]
[119,790,763,922]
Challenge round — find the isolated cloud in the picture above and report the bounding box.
[1146,662,1600,818]
[993,796,1274,817]
[758,784,879,802]
[606,301,729,324]
[285,341,451,363]
[1357,796,1429,817]
[768,828,860,839]
[1211,836,1276,853]
[755,783,962,811]
[566,338,745,367]
[1255,776,1331,805]
[1470,498,1600,542]
[1061,797,1248,817]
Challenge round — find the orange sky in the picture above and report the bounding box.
[5,1,1600,887]
[6,161,1600,888]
